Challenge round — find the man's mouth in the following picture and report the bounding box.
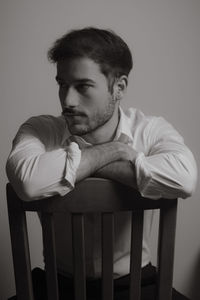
[62,110,85,117]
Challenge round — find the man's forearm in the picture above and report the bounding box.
[93,160,138,189]
[76,141,133,182]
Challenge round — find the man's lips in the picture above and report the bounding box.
[62,110,85,117]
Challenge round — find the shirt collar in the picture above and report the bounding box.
[113,107,133,144]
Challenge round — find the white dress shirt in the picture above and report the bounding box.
[6,107,197,278]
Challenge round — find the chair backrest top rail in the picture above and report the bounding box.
[7,179,177,213]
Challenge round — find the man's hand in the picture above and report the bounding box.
[91,134,138,188]
[116,133,138,162]
[117,142,138,162]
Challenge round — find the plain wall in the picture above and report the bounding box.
[0,0,200,299]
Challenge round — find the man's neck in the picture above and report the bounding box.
[82,106,120,145]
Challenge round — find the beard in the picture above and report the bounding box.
[64,95,117,136]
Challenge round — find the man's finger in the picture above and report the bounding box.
[118,133,130,144]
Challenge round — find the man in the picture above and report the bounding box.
[6,27,197,296]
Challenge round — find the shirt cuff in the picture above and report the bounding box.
[64,142,81,189]
[135,152,161,200]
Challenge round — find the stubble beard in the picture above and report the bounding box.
[66,95,117,136]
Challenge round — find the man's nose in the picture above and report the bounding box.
[62,87,79,108]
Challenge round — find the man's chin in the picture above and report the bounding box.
[67,124,90,136]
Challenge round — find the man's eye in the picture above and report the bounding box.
[57,82,68,89]
[77,84,90,93]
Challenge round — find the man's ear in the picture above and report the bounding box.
[113,75,128,101]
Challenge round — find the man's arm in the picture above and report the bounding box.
[87,122,198,200]
[93,160,138,189]
[76,141,138,182]
[133,118,197,200]
[6,117,136,201]
[75,132,138,186]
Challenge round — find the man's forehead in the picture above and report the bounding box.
[55,75,95,85]
[56,57,103,79]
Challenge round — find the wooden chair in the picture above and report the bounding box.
[7,178,178,300]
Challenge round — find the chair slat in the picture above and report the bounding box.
[129,210,144,300]
[72,214,86,300]
[102,213,114,300]
[41,213,59,300]
[7,207,34,300]
[156,200,178,300]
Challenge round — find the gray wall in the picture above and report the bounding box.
[0,0,199,299]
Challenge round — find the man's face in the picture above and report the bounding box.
[56,57,117,136]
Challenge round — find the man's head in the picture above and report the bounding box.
[48,27,133,140]
[48,27,133,91]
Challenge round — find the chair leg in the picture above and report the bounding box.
[7,208,34,300]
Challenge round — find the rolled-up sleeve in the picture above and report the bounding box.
[135,117,198,200]
[6,118,81,201]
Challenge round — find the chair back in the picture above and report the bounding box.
[7,178,177,300]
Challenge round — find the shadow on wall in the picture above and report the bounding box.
[188,252,200,300]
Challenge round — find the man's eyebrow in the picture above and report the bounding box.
[55,76,96,84]
[74,79,96,84]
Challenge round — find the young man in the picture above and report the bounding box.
[6,27,197,293]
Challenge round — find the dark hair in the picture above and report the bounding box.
[48,27,133,82]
